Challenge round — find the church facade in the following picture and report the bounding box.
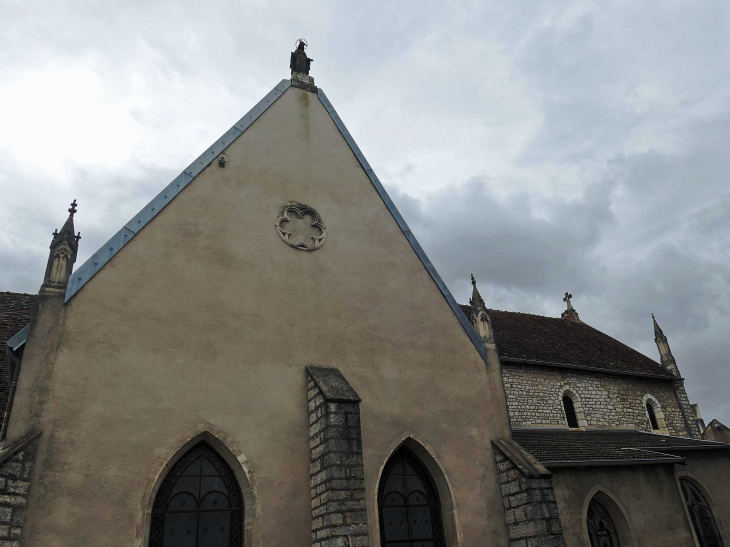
[0,55,728,547]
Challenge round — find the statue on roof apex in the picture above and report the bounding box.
[290,39,313,76]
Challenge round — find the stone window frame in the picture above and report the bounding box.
[137,423,260,547]
[581,485,639,547]
[370,431,463,547]
[560,388,588,429]
[642,394,669,435]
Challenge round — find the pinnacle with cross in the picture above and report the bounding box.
[68,199,78,216]
[563,292,573,311]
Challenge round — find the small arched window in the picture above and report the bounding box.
[149,443,243,547]
[681,479,724,547]
[646,402,660,430]
[563,395,579,428]
[587,498,621,547]
[378,447,445,546]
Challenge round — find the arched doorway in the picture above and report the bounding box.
[149,442,243,547]
[378,447,446,546]
[681,479,724,547]
[587,498,621,547]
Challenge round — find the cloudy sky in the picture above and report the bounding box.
[2,1,729,423]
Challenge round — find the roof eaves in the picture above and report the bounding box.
[500,357,679,381]
[645,444,730,452]
[316,88,487,364]
[543,456,685,468]
[64,79,293,303]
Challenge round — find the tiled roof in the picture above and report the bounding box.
[0,292,36,416]
[459,305,673,379]
[512,430,730,467]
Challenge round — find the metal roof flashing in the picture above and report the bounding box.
[64,79,292,303]
[7,324,29,352]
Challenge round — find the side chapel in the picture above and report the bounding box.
[0,42,728,547]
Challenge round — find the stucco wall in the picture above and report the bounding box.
[503,362,691,436]
[551,464,696,547]
[8,84,511,546]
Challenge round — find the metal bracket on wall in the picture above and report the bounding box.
[65,79,292,302]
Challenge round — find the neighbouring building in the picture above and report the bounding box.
[0,44,728,547]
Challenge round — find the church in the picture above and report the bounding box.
[0,42,728,547]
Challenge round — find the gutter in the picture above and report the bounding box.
[501,357,681,381]
[542,456,685,468]
[674,384,696,439]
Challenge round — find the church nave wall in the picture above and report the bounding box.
[502,363,691,435]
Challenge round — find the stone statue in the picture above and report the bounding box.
[290,40,313,75]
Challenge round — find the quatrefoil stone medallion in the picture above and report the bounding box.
[275,203,326,251]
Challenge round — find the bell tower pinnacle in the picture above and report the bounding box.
[469,274,495,347]
[40,200,81,295]
[652,313,679,376]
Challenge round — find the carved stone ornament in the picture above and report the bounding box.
[276,204,326,251]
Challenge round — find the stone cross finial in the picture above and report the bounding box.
[68,199,78,216]
[471,273,477,287]
[75,232,81,243]
[563,292,573,310]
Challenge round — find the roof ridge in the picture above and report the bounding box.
[0,292,37,297]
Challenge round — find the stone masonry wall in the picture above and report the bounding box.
[502,363,691,436]
[0,436,38,546]
[307,368,369,547]
[494,443,565,547]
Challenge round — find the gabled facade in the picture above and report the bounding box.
[0,58,728,547]
[1,69,513,546]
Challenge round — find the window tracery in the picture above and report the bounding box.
[681,479,724,547]
[378,447,445,547]
[587,498,621,547]
[149,443,243,547]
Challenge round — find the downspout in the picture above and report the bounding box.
[0,345,22,441]
[674,383,695,439]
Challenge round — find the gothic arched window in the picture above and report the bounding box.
[646,402,660,430]
[587,498,621,547]
[681,479,724,547]
[378,447,445,546]
[150,443,243,547]
[563,395,579,428]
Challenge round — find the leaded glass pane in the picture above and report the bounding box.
[163,513,197,547]
[378,447,445,546]
[149,443,243,547]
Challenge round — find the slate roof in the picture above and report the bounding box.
[459,305,673,379]
[512,430,730,467]
[0,292,36,416]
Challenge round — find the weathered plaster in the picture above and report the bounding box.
[8,84,511,546]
